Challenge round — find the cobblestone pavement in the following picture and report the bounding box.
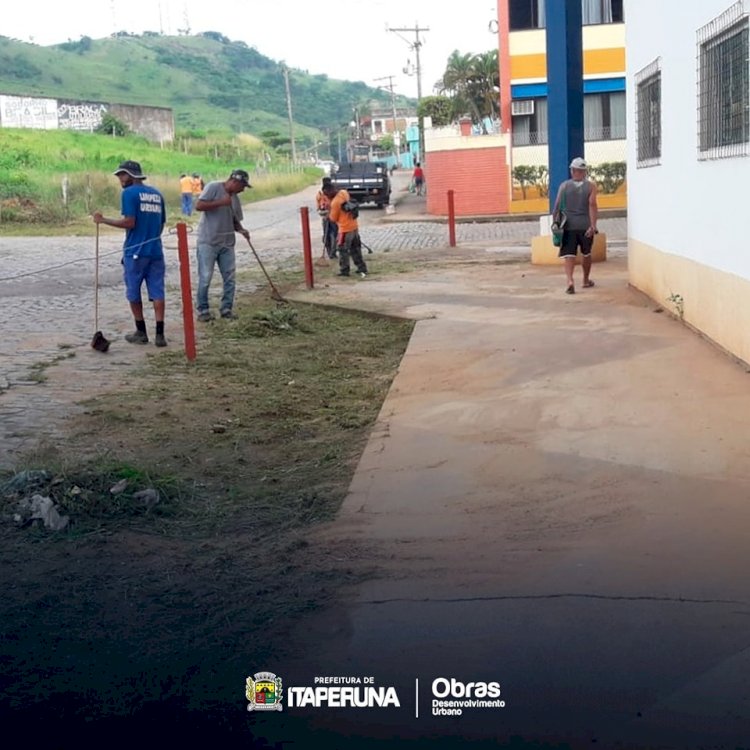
[0,179,627,467]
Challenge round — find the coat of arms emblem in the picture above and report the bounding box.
[246,672,283,711]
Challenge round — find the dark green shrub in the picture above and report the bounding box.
[512,165,538,199]
[590,161,627,194]
[95,113,129,137]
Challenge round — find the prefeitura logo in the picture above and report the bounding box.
[246,672,283,712]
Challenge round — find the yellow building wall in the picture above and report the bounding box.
[510,193,626,213]
[506,23,627,213]
[509,24,626,81]
[629,240,750,366]
[511,48,625,80]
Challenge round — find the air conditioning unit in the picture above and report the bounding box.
[511,99,534,116]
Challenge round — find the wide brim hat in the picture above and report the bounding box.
[114,160,147,179]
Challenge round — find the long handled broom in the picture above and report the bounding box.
[90,223,111,352]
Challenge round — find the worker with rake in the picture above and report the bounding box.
[194,169,252,321]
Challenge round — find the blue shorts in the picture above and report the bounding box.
[123,255,165,303]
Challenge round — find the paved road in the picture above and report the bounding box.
[0,178,626,467]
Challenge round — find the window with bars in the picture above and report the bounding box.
[697,3,749,159]
[511,93,627,146]
[635,59,662,167]
[584,92,627,141]
[511,97,548,145]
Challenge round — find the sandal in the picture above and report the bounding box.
[583,280,595,288]
[565,285,575,295]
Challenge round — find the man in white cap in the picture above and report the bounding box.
[552,157,598,294]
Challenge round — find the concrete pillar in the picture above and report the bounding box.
[545,0,584,213]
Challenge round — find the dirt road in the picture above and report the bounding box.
[250,253,750,749]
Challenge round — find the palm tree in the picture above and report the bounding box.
[470,50,500,124]
[438,49,500,133]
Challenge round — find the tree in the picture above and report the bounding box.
[379,133,395,152]
[438,49,500,132]
[417,96,453,128]
[95,113,129,137]
[260,130,290,149]
[469,50,500,124]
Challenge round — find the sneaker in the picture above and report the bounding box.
[124,330,149,344]
[220,309,238,320]
[359,272,367,279]
[154,333,167,348]
[197,311,214,322]
[337,270,350,277]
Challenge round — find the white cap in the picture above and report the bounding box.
[569,157,587,169]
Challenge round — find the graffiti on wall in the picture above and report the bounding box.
[0,95,58,129]
[57,100,107,131]
[0,92,174,142]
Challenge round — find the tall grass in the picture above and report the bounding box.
[0,128,319,228]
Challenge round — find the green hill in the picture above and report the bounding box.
[0,31,413,149]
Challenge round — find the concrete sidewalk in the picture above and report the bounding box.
[270,252,750,749]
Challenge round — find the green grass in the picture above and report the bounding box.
[0,127,320,229]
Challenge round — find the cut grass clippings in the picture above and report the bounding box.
[0,290,414,736]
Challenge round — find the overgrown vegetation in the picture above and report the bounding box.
[0,127,318,228]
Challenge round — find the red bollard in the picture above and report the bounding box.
[176,222,197,362]
[447,190,457,248]
[300,206,314,289]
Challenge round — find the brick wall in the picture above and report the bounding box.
[426,146,510,216]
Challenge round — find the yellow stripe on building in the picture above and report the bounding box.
[510,48,625,80]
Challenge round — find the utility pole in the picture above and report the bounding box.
[280,63,298,166]
[387,23,429,162]
[374,75,400,166]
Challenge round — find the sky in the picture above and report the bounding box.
[4,0,499,100]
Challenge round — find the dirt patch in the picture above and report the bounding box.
[0,291,413,743]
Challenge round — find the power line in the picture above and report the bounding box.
[387,24,430,101]
[387,23,430,160]
[373,75,400,162]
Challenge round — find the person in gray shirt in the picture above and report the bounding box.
[194,169,252,320]
[552,157,599,295]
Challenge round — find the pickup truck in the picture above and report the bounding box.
[331,161,391,208]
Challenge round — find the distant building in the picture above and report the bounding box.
[420,1,627,218]
[368,107,419,168]
[498,0,626,212]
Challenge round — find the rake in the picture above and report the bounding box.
[245,235,287,303]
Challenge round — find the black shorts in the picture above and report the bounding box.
[559,230,593,257]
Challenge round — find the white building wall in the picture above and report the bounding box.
[626,0,750,280]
